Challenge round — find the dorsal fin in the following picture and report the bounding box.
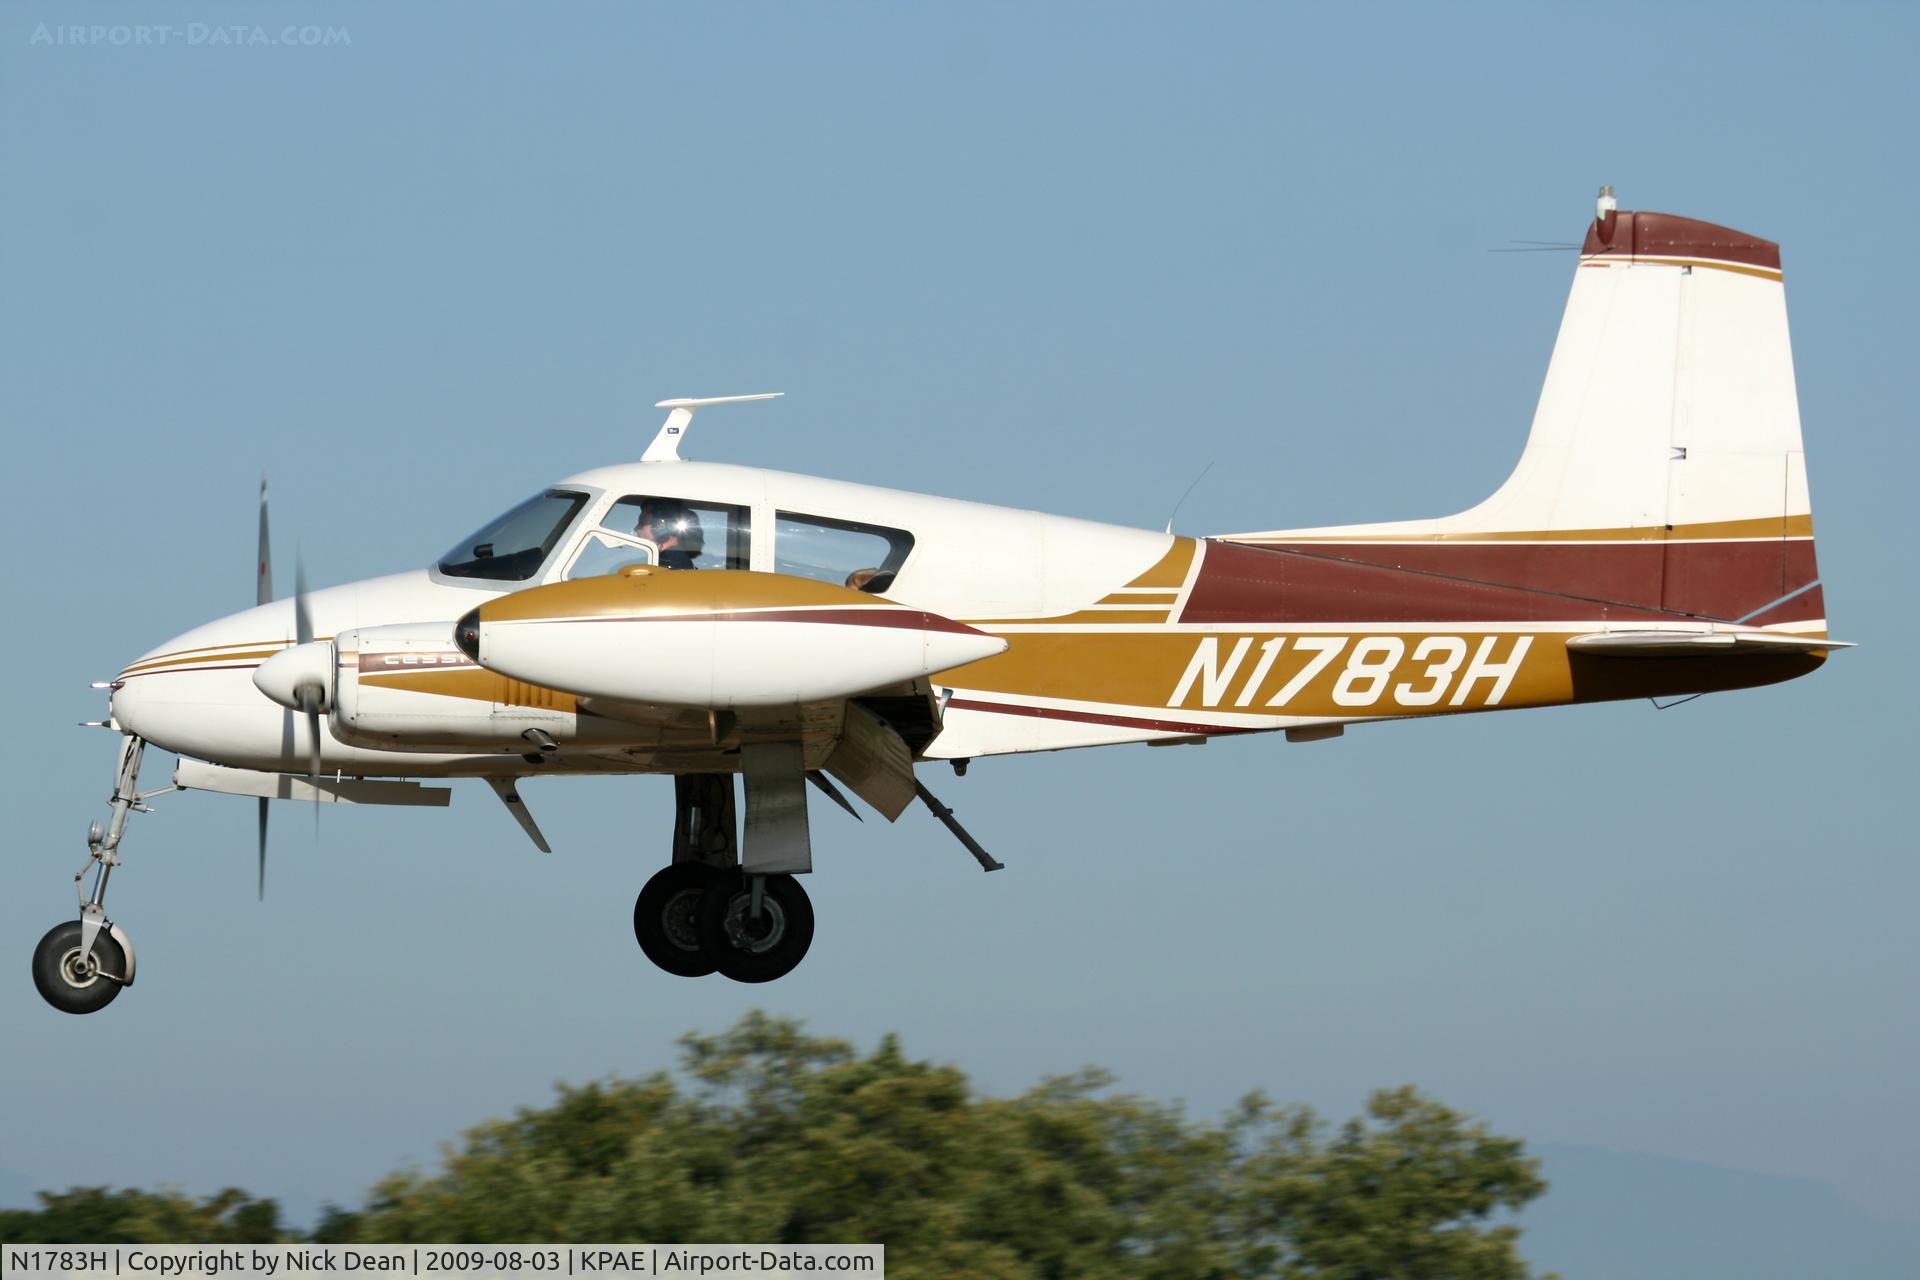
[642,393,784,462]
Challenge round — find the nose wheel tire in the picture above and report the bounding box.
[634,863,728,977]
[31,921,128,1015]
[698,873,814,984]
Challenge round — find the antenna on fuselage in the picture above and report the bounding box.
[1164,459,1215,534]
[643,392,784,462]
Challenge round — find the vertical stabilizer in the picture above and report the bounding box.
[1221,195,1824,630]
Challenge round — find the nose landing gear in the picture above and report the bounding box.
[32,733,158,1015]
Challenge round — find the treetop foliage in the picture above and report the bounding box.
[5,1011,1550,1279]
[0,1187,287,1244]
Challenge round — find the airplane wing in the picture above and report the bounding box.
[456,568,1001,819]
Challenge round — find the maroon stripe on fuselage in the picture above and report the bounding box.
[945,697,1263,737]
[1189,538,1823,625]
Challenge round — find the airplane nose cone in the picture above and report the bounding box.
[253,641,334,711]
[108,673,152,739]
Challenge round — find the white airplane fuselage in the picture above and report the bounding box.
[111,460,1182,777]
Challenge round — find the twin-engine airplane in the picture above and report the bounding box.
[34,190,1849,1013]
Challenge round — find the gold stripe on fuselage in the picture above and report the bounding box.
[936,628,1828,720]
[121,647,284,676]
[959,538,1197,627]
[360,667,579,712]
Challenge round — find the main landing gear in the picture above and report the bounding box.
[33,734,157,1015]
[634,862,815,983]
[635,753,819,984]
[633,744,1002,985]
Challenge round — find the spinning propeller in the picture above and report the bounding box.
[253,476,326,899]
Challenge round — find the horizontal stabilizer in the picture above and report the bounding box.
[1566,631,1853,658]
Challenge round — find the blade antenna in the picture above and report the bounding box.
[1164,460,1214,535]
[643,392,784,462]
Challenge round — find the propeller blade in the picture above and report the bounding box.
[302,691,323,785]
[293,555,313,647]
[305,693,323,837]
[257,474,273,606]
[258,478,276,898]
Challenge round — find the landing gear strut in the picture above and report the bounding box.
[633,774,738,978]
[33,734,153,1015]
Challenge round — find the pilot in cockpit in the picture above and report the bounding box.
[635,499,703,570]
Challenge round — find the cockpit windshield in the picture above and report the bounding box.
[437,490,589,581]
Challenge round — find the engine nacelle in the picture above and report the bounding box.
[460,568,1006,709]
[328,621,640,753]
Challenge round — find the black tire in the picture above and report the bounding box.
[634,863,727,977]
[698,873,814,984]
[31,920,127,1015]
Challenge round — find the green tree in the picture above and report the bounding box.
[323,1011,1548,1278]
[0,1187,288,1243]
[2,1014,1549,1276]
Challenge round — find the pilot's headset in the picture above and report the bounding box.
[639,500,705,555]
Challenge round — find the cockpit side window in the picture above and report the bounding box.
[566,496,750,579]
[437,490,589,581]
[774,512,915,593]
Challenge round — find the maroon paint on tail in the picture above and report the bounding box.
[1583,210,1781,269]
[1187,538,1822,627]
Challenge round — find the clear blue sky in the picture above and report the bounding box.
[2,0,1913,1250]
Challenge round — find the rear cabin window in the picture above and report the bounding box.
[774,512,914,593]
[565,496,750,579]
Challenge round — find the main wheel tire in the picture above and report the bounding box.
[634,863,728,977]
[698,873,814,984]
[31,920,127,1015]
